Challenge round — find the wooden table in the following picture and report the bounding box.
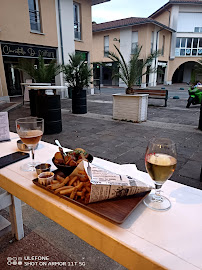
[0,133,202,270]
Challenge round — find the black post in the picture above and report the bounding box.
[198,100,202,130]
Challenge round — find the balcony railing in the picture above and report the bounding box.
[29,9,41,32]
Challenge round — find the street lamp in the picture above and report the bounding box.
[113,38,120,42]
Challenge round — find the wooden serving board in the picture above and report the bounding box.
[33,172,149,224]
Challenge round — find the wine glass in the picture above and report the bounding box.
[16,117,44,171]
[143,138,177,211]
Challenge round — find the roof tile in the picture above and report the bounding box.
[92,17,175,32]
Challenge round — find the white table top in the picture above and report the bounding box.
[21,83,51,86]
[0,133,202,270]
[27,86,67,90]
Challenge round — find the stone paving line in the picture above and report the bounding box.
[62,109,201,133]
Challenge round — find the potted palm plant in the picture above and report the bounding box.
[63,53,92,114]
[16,55,61,83]
[16,56,62,134]
[108,45,159,122]
[16,55,61,117]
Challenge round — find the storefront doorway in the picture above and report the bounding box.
[3,58,23,96]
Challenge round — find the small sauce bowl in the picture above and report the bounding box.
[35,163,51,175]
[38,172,54,186]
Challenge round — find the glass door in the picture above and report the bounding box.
[4,61,22,96]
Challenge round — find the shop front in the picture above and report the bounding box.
[0,42,57,97]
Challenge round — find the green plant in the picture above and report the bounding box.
[63,53,92,93]
[190,69,196,86]
[194,59,202,83]
[16,55,61,83]
[107,45,160,94]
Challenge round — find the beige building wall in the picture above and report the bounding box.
[168,57,200,82]
[0,0,58,47]
[151,9,171,27]
[158,30,171,62]
[0,0,58,99]
[92,29,120,63]
[131,24,151,58]
[74,0,93,58]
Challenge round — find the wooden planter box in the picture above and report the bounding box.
[113,94,149,122]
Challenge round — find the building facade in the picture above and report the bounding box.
[0,0,58,101]
[0,0,109,101]
[92,0,202,87]
[150,0,202,85]
[92,18,174,88]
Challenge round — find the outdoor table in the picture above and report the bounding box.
[27,86,64,134]
[0,132,202,270]
[27,85,67,96]
[21,83,51,105]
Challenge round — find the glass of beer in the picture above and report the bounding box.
[144,138,177,211]
[16,117,44,171]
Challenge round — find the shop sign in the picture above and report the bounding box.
[1,42,56,59]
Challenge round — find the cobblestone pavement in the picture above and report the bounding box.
[8,88,202,189]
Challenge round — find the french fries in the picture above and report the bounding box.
[46,169,91,204]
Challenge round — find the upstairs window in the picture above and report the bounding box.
[74,2,81,40]
[175,37,202,56]
[162,35,165,56]
[194,27,202,33]
[151,31,154,53]
[131,31,138,54]
[28,0,41,32]
[104,35,109,57]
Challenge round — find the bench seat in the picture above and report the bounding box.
[133,89,168,107]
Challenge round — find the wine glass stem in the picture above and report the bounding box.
[30,147,35,165]
[153,183,163,202]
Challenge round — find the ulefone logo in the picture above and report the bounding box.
[7,257,23,266]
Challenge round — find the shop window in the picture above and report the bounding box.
[28,0,41,32]
[104,36,109,57]
[74,2,81,40]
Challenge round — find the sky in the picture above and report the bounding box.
[92,0,168,23]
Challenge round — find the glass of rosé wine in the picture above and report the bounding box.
[144,138,177,211]
[16,117,44,171]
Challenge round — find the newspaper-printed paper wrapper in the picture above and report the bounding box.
[69,160,154,204]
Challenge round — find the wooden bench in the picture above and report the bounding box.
[133,89,168,107]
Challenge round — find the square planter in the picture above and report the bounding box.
[113,94,149,122]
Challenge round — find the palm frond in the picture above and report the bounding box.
[107,44,159,92]
[63,53,92,91]
[15,55,60,83]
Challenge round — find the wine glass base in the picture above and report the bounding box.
[143,193,171,211]
[20,162,40,172]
